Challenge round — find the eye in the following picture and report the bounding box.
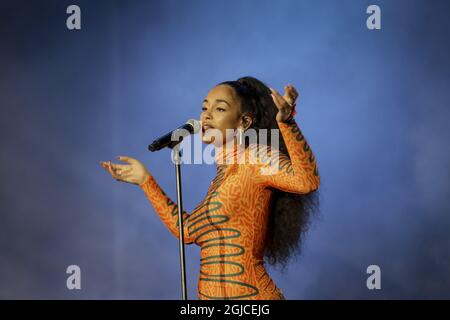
[201,106,207,111]
[217,107,226,112]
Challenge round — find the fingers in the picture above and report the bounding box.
[112,165,134,183]
[106,162,118,177]
[288,84,299,99]
[99,160,132,182]
[271,85,299,109]
[111,163,130,172]
[101,161,130,171]
[117,155,137,164]
[100,161,114,174]
[116,172,132,183]
[100,155,137,184]
[269,88,287,109]
[269,87,280,101]
[284,84,298,96]
[283,84,299,106]
[115,166,132,176]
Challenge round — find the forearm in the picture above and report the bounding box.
[139,174,195,244]
[277,117,320,189]
[255,117,320,193]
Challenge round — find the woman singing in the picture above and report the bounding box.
[100,76,320,300]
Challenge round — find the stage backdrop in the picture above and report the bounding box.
[1,0,449,299]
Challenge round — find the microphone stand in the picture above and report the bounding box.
[169,143,188,300]
[149,122,200,300]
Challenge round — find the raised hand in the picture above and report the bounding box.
[100,156,150,185]
[270,84,299,122]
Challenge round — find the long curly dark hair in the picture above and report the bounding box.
[218,76,320,270]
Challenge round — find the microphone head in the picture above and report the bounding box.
[186,118,201,134]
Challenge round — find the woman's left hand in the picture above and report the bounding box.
[270,84,299,122]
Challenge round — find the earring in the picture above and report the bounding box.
[236,127,244,146]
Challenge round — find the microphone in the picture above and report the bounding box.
[148,119,201,152]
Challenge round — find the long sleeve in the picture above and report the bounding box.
[253,117,320,193]
[139,174,195,244]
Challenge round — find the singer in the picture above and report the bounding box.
[100,76,320,300]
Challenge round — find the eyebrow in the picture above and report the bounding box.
[203,99,231,107]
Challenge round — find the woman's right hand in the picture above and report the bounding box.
[100,156,150,185]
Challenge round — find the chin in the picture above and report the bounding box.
[201,135,214,145]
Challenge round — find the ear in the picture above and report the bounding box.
[240,114,253,130]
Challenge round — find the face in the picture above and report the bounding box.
[200,84,250,146]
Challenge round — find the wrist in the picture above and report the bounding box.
[282,103,297,123]
[139,174,151,187]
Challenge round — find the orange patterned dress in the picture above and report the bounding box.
[139,118,320,300]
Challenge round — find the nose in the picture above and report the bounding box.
[201,109,212,122]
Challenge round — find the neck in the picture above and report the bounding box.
[214,139,244,166]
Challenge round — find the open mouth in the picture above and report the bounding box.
[202,125,215,134]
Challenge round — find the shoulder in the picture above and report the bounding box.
[245,143,291,173]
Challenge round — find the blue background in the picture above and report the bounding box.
[1,0,449,299]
